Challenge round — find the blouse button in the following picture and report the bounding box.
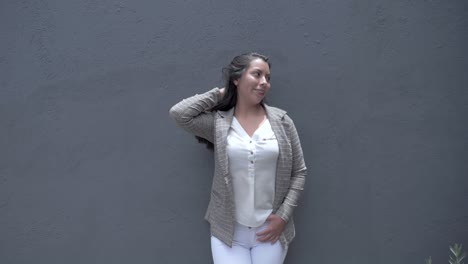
[250,161,254,164]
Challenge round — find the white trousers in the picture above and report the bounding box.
[211,222,287,264]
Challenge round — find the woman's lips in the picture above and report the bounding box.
[254,89,265,96]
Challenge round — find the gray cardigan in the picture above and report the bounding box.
[169,87,307,248]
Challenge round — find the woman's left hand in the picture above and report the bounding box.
[256,214,286,244]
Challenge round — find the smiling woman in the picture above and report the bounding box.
[233,58,271,108]
[169,52,307,264]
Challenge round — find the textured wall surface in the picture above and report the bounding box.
[1,0,467,263]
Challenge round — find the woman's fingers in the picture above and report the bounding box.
[256,215,286,243]
[271,236,279,244]
[256,228,279,242]
[256,228,269,237]
[256,233,272,242]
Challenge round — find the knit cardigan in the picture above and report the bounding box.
[169,87,307,248]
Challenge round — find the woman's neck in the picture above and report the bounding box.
[234,100,264,118]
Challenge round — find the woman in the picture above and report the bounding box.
[169,52,307,264]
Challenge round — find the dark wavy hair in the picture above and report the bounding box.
[196,52,271,150]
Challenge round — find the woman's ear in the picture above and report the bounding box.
[233,79,239,86]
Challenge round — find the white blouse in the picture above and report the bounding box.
[227,117,279,227]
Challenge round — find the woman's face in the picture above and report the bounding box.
[234,58,271,105]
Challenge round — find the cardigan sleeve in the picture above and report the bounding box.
[275,115,307,223]
[169,87,222,143]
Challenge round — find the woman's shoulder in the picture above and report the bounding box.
[265,104,286,115]
[264,104,294,122]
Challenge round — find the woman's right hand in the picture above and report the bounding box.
[219,87,226,97]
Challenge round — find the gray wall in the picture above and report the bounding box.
[1,0,467,263]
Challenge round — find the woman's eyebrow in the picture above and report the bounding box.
[252,68,270,74]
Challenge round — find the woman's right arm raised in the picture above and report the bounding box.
[169,87,225,143]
